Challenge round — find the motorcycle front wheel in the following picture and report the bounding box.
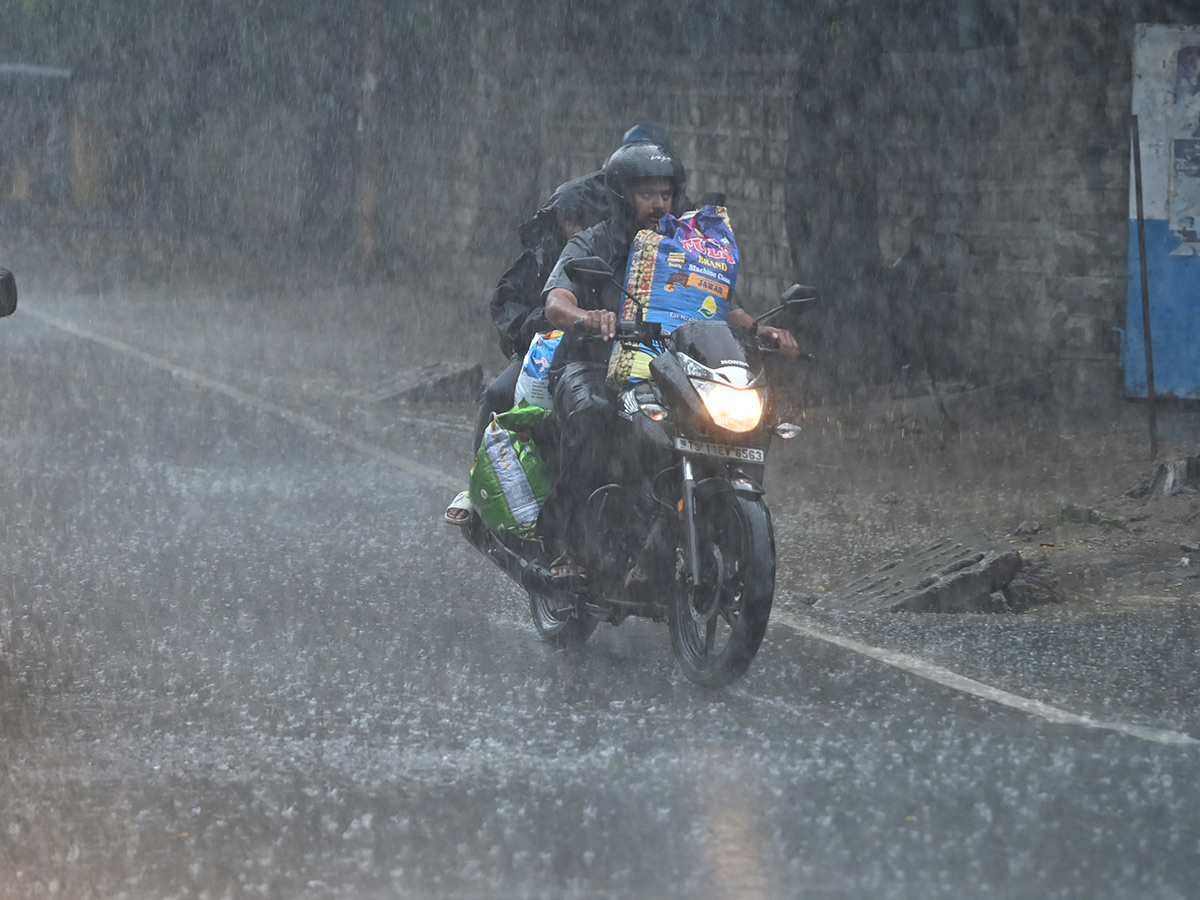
[669,491,775,687]
[528,590,599,649]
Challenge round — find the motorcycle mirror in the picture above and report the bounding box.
[778,284,817,318]
[563,256,615,288]
[0,268,16,318]
[781,283,818,306]
[756,283,818,327]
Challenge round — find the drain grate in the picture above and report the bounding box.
[814,535,1024,614]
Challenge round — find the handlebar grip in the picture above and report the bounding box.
[573,332,610,345]
[755,337,781,354]
[756,339,813,362]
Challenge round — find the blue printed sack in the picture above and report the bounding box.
[608,205,739,385]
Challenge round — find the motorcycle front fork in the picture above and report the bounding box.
[680,457,702,591]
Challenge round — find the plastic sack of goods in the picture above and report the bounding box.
[513,329,564,411]
[608,205,739,386]
[468,402,553,540]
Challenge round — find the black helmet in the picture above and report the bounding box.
[603,141,687,229]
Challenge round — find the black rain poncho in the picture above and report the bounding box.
[489,171,608,359]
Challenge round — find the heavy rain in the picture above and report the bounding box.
[1,1,1199,898]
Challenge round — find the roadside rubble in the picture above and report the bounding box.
[1126,455,1200,499]
[999,454,1200,609]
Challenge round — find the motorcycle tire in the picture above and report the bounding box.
[669,491,775,687]
[528,590,599,648]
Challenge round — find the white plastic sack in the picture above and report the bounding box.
[513,329,563,411]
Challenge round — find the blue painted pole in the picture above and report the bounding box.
[1130,115,1158,460]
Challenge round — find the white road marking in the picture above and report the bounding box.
[773,610,1199,747]
[22,306,463,491]
[27,305,1199,748]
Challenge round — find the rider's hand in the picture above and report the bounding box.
[759,325,799,358]
[577,308,617,340]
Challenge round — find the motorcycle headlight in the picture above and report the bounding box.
[693,380,764,433]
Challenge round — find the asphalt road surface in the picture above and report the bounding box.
[1,290,1197,900]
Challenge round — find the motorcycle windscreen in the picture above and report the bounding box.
[669,320,762,371]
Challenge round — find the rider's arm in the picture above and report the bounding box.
[546,288,616,340]
[728,308,799,357]
[728,308,757,330]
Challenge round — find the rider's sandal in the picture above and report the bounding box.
[548,554,589,585]
[443,490,474,525]
[621,564,651,601]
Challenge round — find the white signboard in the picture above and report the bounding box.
[1132,25,1200,252]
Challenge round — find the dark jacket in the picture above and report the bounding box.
[490,171,607,359]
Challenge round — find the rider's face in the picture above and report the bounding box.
[558,213,583,241]
[630,177,674,230]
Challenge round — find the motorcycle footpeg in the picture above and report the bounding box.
[545,570,589,594]
[523,560,589,596]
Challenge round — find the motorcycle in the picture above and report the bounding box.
[460,256,815,686]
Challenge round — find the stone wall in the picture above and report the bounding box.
[521,5,1144,399]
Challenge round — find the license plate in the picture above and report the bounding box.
[674,437,764,463]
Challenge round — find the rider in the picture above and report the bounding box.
[539,141,798,578]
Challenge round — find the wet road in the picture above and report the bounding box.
[1,295,1198,899]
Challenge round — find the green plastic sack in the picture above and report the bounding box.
[469,402,553,540]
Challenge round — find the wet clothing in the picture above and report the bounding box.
[490,171,608,360]
[472,172,608,454]
[537,360,613,547]
[537,217,637,550]
[490,251,552,363]
[541,218,636,370]
[472,357,522,452]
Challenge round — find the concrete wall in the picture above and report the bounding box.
[874,2,1135,399]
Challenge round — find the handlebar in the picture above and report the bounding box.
[574,320,663,342]
[577,320,811,360]
[755,333,813,361]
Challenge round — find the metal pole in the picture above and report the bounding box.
[1130,115,1158,460]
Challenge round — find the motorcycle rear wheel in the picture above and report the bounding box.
[669,492,775,687]
[528,590,599,648]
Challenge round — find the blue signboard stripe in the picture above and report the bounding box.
[1125,219,1200,399]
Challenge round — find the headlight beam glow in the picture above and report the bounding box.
[694,380,764,432]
